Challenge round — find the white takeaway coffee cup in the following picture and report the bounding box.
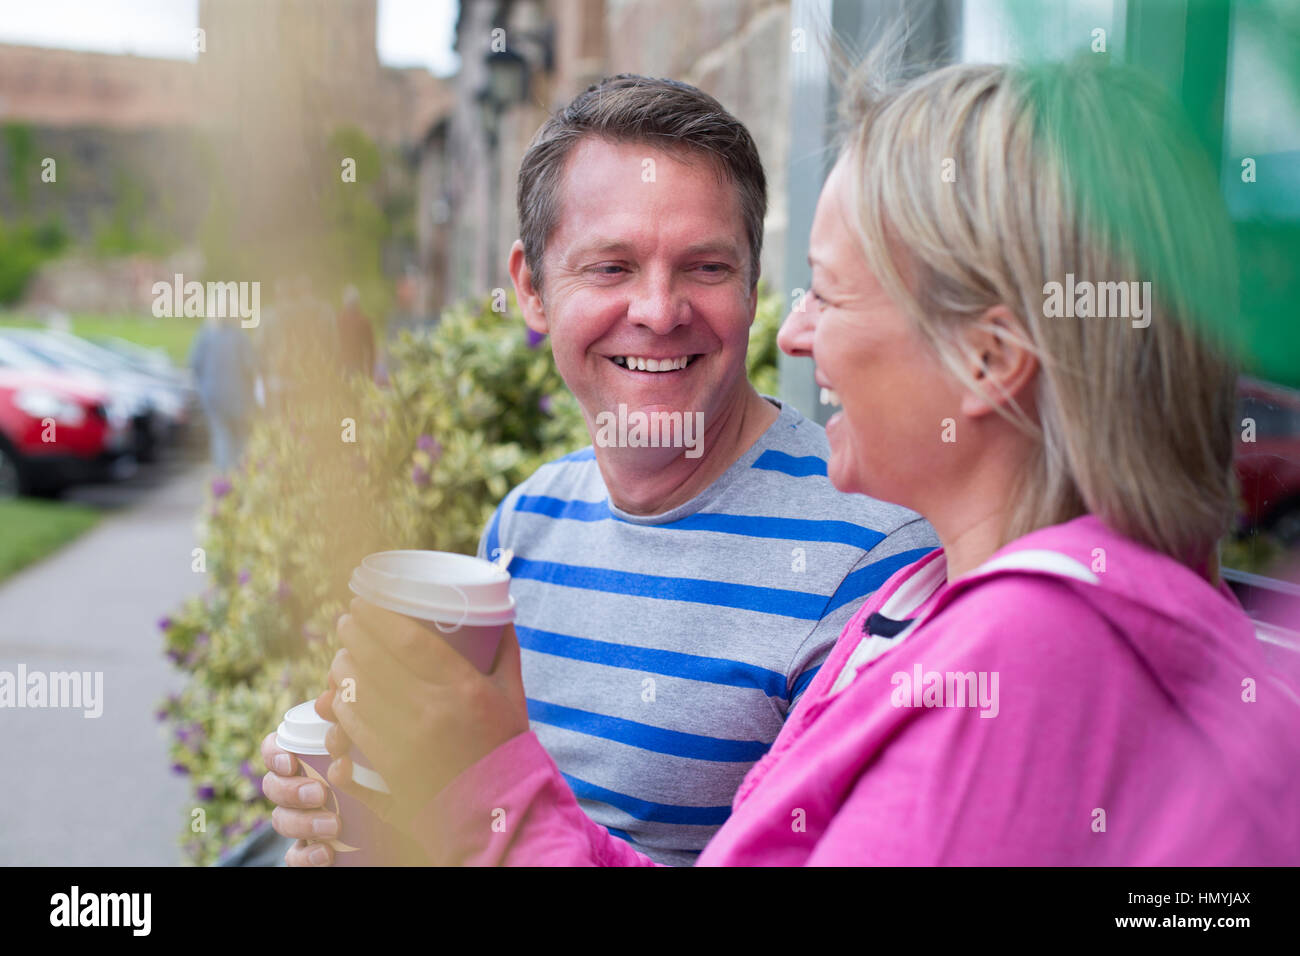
[347,550,516,674]
[275,700,400,866]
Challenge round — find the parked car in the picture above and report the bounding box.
[89,335,203,451]
[0,337,131,497]
[0,329,164,463]
[1235,377,1300,545]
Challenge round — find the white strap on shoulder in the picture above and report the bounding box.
[971,548,1101,586]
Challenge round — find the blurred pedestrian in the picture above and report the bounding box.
[337,285,375,380]
[188,312,257,473]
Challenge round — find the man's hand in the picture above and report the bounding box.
[259,732,339,866]
[321,599,530,831]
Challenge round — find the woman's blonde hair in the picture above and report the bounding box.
[834,51,1240,571]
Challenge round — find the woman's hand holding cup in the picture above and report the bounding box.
[259,731,340,866]
[322,598,530,831]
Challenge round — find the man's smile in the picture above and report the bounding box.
[606,354,702,374]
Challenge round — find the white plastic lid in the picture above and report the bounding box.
[274,700,392,793]
[275,700,329,755]
[347,550,515,627]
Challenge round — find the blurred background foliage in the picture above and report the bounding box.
[198,123,404,329]
[0,122,68,303]
[0,215,68,305]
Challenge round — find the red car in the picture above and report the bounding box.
[1235,377,1300,545]
[0,341,131,497]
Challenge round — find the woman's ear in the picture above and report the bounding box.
[958,306,1038,418]
[508,240,549,335]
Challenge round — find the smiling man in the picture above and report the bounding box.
[264,75,936,866]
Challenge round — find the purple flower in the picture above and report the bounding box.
[276,581,291,601]
[221,822,240,838]
[240,760,259,782]
[166,648,183,665]
[211,477,232,499]
[197,784,215,801]
[168,693,181,706]
[196,632,210,646]
[177,723,204,748]
[411,465,430,487]
[157,616,172,631]
[526,327,546,348]
[154,708,168,722]
[171,762,189,776]
[238,569,250,585]
[538,394,554,415]
[416,434,439,454]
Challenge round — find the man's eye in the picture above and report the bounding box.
[698,263,729,274]
[594,265,628,275]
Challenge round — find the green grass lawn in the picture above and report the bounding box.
[0,498,101,584]
[0,312,202,365]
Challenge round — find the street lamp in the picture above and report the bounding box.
[478,47,529,287]
[483,47,529,112]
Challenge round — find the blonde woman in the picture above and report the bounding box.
[320,56,1300,865]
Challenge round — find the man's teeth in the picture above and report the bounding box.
[613,356,692,372]
[820,386,842,407]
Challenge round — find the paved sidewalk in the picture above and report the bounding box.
[0,464,210,865]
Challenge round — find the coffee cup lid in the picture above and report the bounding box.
[275,700,329,755]
[348,550,515,627]
[274,700,392,793]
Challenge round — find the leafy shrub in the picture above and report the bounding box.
[159,287,784,864]
[0,216,69,305]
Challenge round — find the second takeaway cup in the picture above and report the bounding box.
[275,701,404,866]
[347,550,517,675]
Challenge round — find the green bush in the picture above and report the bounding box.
[158,287,784,864]
[0,216,69,305]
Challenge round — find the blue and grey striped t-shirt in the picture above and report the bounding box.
[478,398,937,865]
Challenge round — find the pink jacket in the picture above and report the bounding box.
[410,516,1300,865]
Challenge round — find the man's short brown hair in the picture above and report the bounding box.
[516,74,767,293]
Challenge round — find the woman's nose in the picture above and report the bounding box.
[777,290,816,358]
